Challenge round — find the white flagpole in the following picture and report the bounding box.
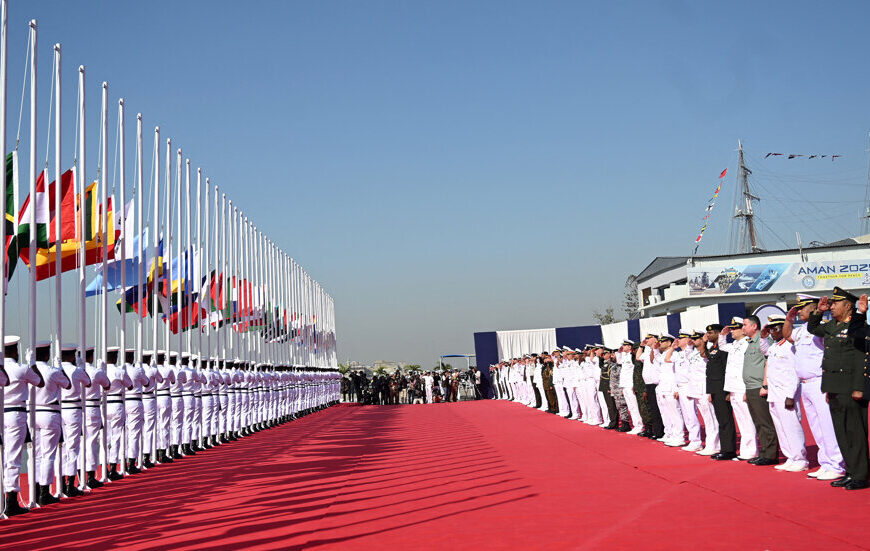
[203,177,209,371]
[176,150,182,361]
[150,127,159,358]
[25,19,38,508]
[163,139,171,361]
[220,193,227,367]
[0,0,8,515]
[184,160,192,355]
[135,114,143,364]
[229,203,236,361]
[98,81,110,482]
[195,168,201,364]
[76,65,89,488]
[117,98,130,474]
[118,99,126,370]
[52,43,61,368]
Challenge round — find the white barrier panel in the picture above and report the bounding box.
[496,328,557,360]
[601,321,628,349]
[679,304,722,334]
[639,315,669,338]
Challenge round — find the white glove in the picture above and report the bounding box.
[97,358,107,372]
[24,348,34,367]
[75,353,85,371]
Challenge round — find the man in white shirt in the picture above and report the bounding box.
[124,349,150,474]
[719,317,758,460]
[105,347,132,480]
[657,335,685,446]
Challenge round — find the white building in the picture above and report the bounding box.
[636,234,870,317]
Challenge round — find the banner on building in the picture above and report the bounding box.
[688,260,870,296]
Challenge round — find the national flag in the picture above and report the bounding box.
[4,152,19,280]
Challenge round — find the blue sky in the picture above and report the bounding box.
[5,1,870,367]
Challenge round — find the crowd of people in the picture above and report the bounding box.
[0,344,341,517]
[489,287,870,491]
[342,368,484,404]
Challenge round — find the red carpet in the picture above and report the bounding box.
[1,401,868,550]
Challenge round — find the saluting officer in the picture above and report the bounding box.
[59,343,91,497]
[808,287,868,490]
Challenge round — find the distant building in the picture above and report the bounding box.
[636,234,870,317]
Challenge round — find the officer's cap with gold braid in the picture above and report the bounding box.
[793,293,820,309]
[830,286,858,305]
[766,314,786,327]
[724,316,743,329]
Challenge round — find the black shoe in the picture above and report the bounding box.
[86,470,104,489]
[4,491,29,516]
[170,445,184,460]
[37,484,61,506]
[616,425,632,432]
[143,454,156,469]
[638,430,651,438]
[182,443,195,455]
[107,463,124,481]
[126,459,142,474]
[604,423,619,430]
[751,458,779,466]
[64,476,84,497]
[831,475,853,487]
[711,452,737,461]
[844,479,869,490]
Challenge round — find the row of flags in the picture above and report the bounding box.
[692,168,727,255]
[4,151,322,344]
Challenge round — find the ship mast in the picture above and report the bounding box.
[732,139,761,253]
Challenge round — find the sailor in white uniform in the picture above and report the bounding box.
[763,315,809,472]
[83,346,110,488]
[59,343,91,497]
[2,336,43,516]
[31,340,72,505]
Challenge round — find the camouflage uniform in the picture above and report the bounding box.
[609,360,630,424]
[632,355,653,427]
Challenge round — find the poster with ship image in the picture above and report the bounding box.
[688,260,870,296]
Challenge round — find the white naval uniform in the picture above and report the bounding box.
[685,347,719,453]
[124,362,149,460]
[84,363,110,471]
[3,359,41,492]
[617,352,643,432]
[156,362,177,451]
[566,359,582,419]
[142,362,163,458]
[766,339,808,468]
[674,348,703,449]
[180,364,197,445]
[31,361,71,486]
[105,363,132,464]
[791,323,844,474]
[170,363,187,447]
[60,361,91,478]
[656,352,684,444]
[719,335,757,459]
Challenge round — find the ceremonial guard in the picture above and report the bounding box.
[105,347,132,480]
[155,351,177,463]
[638,335,664,439]
[84,347,110,488]
[169,352,187,459]
[31,341,71,505]
[141,351,162,468]
[3,337,43,516]
[60,344,91,497]
[124,349,149,474]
